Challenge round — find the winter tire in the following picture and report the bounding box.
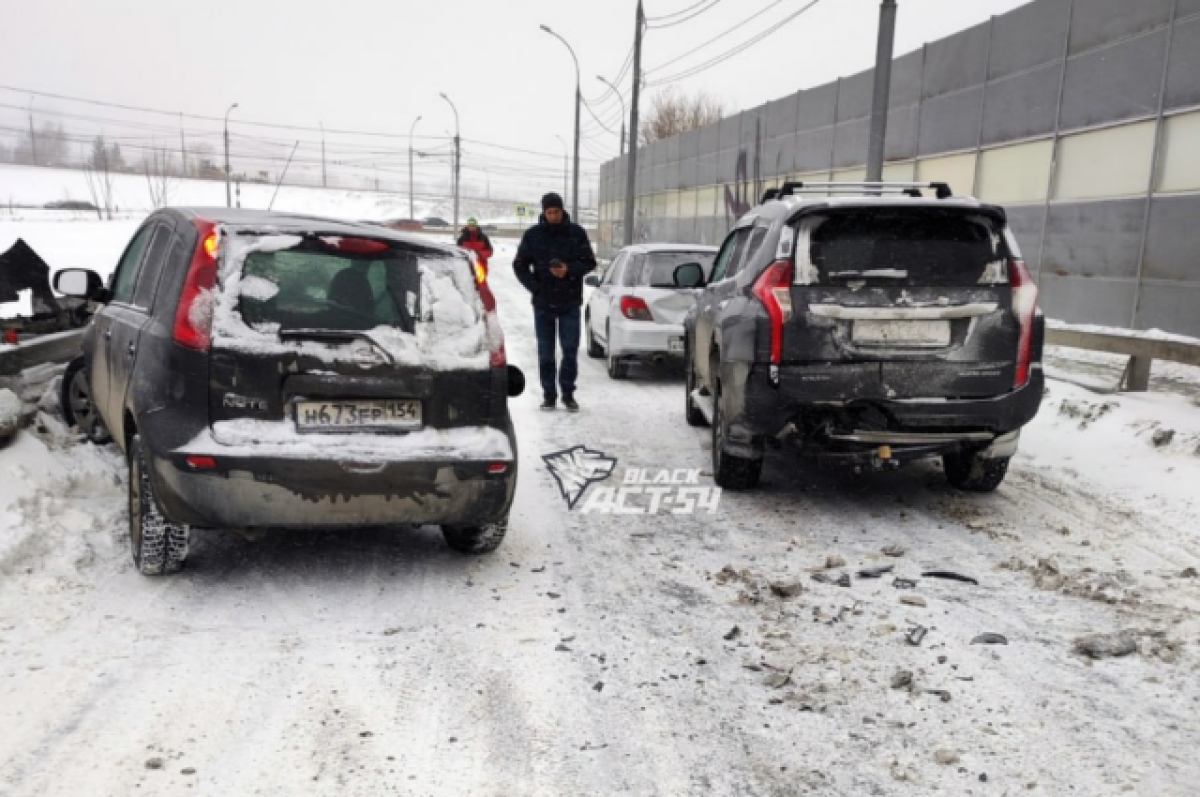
[129,435,190,575]
[943,451,1010,493]
[606,324,629,380]
[684,341,707,427]
[712,379,761,491]
[586,314,604,358]
[61,357,111,444]
[442,517,508,554]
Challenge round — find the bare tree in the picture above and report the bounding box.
[83,136,117,220]
[639,87,724,146]
[142,143,179,209]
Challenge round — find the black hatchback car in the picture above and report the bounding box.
[678,182,1044,492]
[55,208,523,574]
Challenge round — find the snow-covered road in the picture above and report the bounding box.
[1,230,1199,796]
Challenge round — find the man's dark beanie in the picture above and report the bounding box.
[541,192,565,211]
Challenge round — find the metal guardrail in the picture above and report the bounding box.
[1046,325,1200,391]
[0,328,84,376]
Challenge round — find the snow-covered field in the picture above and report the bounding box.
[0,163,525,226]
[0,217,1198,795]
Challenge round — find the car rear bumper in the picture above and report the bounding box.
[724,361,1044,460]
[609,319,686,358]
[148,428,518,529]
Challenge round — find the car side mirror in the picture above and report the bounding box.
[506,365,526,398]
[54,268,107,302]
[673,262,706,289]
[583,274,600,288]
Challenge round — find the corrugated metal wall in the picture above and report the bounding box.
[597,0,1200,336]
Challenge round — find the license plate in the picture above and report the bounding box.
[294,399,422,432]
[852,319,951,347]
[668,336,685,353]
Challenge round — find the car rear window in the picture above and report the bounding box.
[804,210,1007,287]
[236,241,431,333]
[637,252,718,287]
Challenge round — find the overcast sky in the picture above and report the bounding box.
[0,0,1034,202]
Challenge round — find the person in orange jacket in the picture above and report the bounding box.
[457,218,494,275]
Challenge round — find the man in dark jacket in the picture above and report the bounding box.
[513,192,597,412]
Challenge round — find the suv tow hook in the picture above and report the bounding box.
[872,446,900,472]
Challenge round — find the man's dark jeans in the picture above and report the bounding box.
[533,305,581,401]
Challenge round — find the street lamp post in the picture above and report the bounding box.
[554,134,569,200]
[540,24,581,220]
[409,115,422,220]
[597,75,627,156]
[28,97,38,167]
[224,103,239,208]
[866,0,898,183]
[439,93,461,231]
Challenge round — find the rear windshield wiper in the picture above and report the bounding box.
[278,328,395,364]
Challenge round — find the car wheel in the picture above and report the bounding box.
[128,434,189,575]
[586,313,604,359]
[61,357,111,444]
[943,451,1010,493]
[684,340,707,427]
[711,379,761,491]
[442,517,508,554]
[606,323,629,380]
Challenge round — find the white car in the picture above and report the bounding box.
[584,244,718,379]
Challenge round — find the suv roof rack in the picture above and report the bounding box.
[777,181,954,200]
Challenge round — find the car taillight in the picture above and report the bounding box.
[752,260,795,380]
[620,296,654,322]
[468,253,506,367]
[185,456,218,470]
[173,220,220,351]
[1010,258,1038,389]
[487,462,509,475]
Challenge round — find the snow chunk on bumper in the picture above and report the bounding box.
[180,420,513,462]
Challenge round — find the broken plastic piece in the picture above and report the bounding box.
[921,571,979,585]
[971,633,1008,645]
[893,578,918,589]
[906,625,928,646]
[858,565,894,579]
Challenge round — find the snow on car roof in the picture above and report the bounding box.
[620,243,720,254]
[175,207,461,256]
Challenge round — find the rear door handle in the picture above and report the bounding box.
[104,328,113,340]
[127,342,136,355]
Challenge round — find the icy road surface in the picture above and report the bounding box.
[1,236,1199,796]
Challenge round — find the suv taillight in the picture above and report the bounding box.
[468,251,506,368]
[173,220,220,351]
[620,296,654,322]
[1010,258,1038,389]
[752,260,795,373]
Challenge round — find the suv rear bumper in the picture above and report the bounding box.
[147,433,518,530]
[725,362,1044,459]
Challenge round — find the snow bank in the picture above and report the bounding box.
[1048,319,1200,347]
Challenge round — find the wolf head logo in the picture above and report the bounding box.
[542,446,618,510]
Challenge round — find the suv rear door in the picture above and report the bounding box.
[781,205,1019,400]
[207,232,494,442]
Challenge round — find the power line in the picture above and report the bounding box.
[648,0,824,86]
[646,0,717,23]
[647,0,723,29]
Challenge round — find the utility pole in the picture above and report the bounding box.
[555,134,569,200]
[320,122,327,188]
[623,1,644,246]
[866,0,898,182]
[540,24,582,220]
[27,97,37,166]
[409,115,422,220]
[179,112,188,178]
[224,103,239,207]
[441,93,461,230]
